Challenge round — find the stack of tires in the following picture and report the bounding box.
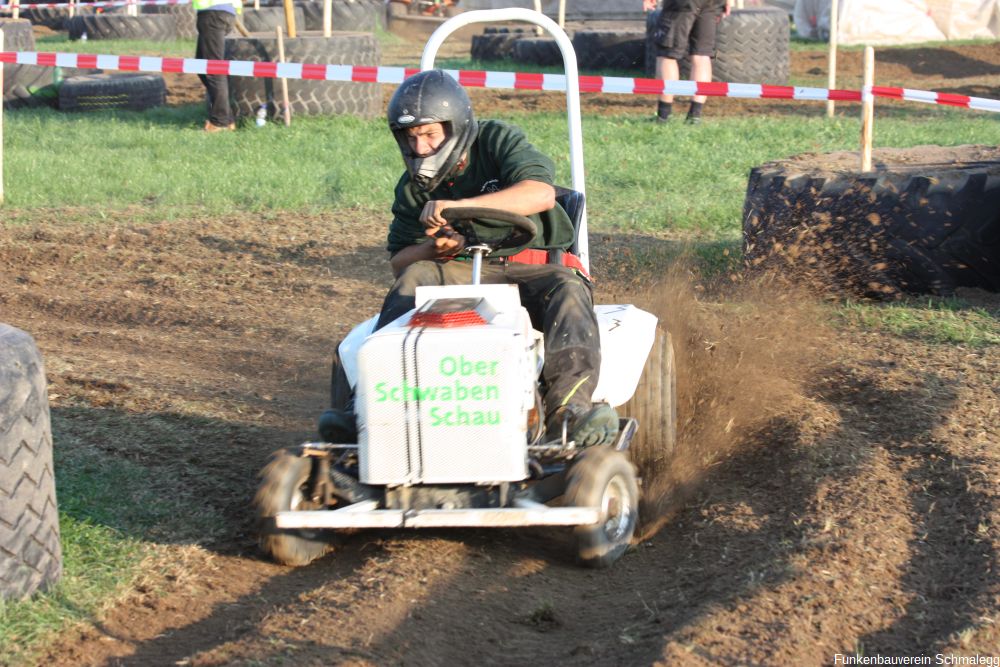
[743,146,1000,296]
[66,12,179,41]
[225,30,381,118]
[573,29,645,71]
[19,0,82,30]
[645,6,790,84]
[1,325,62,602]
[300,0,382,31]
[1,19,56,109]
[470,27,527,61]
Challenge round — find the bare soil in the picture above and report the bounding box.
[2,32,999,667]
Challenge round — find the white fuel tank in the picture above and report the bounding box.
[356,286,538,485]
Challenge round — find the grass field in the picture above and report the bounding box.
[6,104,1000,234]
[2,33,999,665]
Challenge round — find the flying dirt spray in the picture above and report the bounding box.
[618,264,832,539]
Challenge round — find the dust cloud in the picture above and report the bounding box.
[621,265,831,538]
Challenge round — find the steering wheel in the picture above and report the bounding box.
[441,207,537,256]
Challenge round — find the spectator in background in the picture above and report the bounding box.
[195,0,242,132]
[644,0,731,124]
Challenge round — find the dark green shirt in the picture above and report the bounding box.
[387,119,575,256]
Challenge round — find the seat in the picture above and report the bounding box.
[555,186,585,256]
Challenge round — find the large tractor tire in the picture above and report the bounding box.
[143,3,196,39]
[240,6,306,34]
[58,73,166,112]
[20,6,71,30]
[0,324,62,601]
[511,37,562,67]
[225,31,381,118]
[0,19,52,108]
[743,145,1000,296]
[572,30,645,72]
[66,13,178,41]
[470,27,527,61]
[300,0,379,32]
[645,7,790,84]
[618,326,676,475]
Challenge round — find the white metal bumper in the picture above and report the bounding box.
[275,499,602,529]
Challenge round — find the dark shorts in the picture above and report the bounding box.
[654,0,724,60]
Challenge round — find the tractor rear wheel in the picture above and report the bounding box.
[618,326,677,474]
[255,450,333,566]
[564,447,639,568]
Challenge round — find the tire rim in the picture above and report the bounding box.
[290,479,321,540]
[601,473,634,542]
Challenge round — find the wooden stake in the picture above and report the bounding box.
[323,0,332,36]
[1,30,5,205]
[860,45,874,172]
[557,0,565,29]
[282,0,297,38]
[253,0,259,9]
[826,0,839,117]
[12,0,19,22]
[532,0,542,35]
[276,26,291,127]
[69,0,75,18]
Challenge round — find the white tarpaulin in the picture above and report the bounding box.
[794,0,1000,44]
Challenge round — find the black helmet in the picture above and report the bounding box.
[387,69,478,192]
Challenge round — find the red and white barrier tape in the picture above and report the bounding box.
[2,50,1000,113]
[0,0,188,9]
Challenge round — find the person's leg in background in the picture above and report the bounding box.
[653,6,697,123]
[685,0,728,124]
[196,10,236,131]
[655,54,681,123]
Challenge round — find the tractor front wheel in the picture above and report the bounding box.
[564,447,639,568]
[254,450,333,566]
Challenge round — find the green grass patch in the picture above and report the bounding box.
[0,515,146,667]
[0,408,233,665]
[837,297,1000,347]
[34,34,197,58]
[6,104,1000,235]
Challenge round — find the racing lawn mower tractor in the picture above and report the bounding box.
[254,9,677,569]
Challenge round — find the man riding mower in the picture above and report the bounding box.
[254,9,676,570]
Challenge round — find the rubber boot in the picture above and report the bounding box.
[547,403,620,447]
[318,408,358,444]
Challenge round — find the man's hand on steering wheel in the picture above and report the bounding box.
[420,199,460,229]
[429,225,466,258]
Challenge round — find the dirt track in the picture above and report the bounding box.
[2,32,999,667]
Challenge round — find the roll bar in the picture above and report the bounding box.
[418,9,590,273]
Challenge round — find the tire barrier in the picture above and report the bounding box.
[66,13,178,41]
[224,30,380,118]
[300,0,378,32]
[240,5,304,34]
[470,27,526,61]
[743,145,1000,296]
[0,324,62,602]
[58,72,166,111]
[572,29,644,72]
[511,37,561,67]
[142,3,195,39]
[1,19,52,109]
[645,7,790,85]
